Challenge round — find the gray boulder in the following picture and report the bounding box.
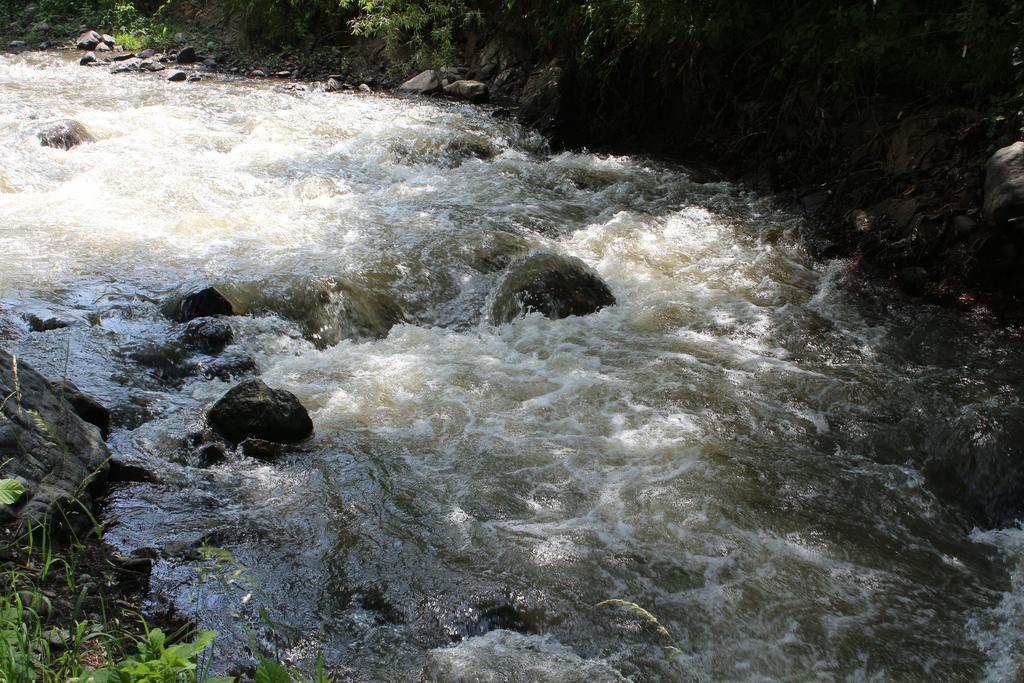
[76,30,102,50]
[443,79,489,103]
[0,350,110,529]
[984,141,1024,227]
[489,251,615,324]
[399,70,442,95]
[32,119,95,150]
[207,379,313,445]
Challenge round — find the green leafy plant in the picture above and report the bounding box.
[84,627,231,683]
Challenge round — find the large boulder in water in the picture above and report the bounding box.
[983,141,1024,227]
[33,119,95,150]
[0,350,110,530]
[207,379,313,445]
[489,251,615,324]
[923,405,1024,527]
[399,70,442,95]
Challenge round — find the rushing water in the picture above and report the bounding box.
[3,50,1024,681]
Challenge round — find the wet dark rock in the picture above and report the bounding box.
[76,30,102,50]
[443,79,489,103]
[167,70,187,82]
[207,379,313,445]
[196,441,228,467]
[110,52,136,61]
[140,60,165,72]
[50,379,111,439]
[898,266,929,296]
[165,286,235,323]
[175,46,197,64]
[24,310,75,331]
[489,251,616,324]
[7,40,26,48]
[0,350,109,530]
[32,119,95,150]
[399,70,442,95]
[194,349,256,381]
[182,317,233,353]
[240,437,284,461]
[923,405,1024,527]
[984,142,1024,228]
[517,60,564,139]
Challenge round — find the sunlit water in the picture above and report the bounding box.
[2,51,1024,681]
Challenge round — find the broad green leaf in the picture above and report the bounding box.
[0,478,25,505]
[255,659,293,683]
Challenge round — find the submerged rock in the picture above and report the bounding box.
[898,266,929,296]
[181,317,233,354]
[167,70,187,82]
[444,79,489,103]
[0,350,109,530]
[165,286,235,323]
[399,70,442,95]
[32,119,95,150]
[983,141,1024,227]
[207,379,313,445]
[422,630,627,683]
[489,251,616,324]
[923,405,1024,527]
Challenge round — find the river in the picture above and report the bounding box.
[2,50,1023,681]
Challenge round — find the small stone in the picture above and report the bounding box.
[137,48,155,59]
[140,60,165,72]
[110,52,136,61]
[167,70,187,82]
[196,442,227,467]
[186,74,202,83]
[274,70,290,78]
[250,69,266,77]
[182,317,233,353]
[358,83,371,93]
[94,41,110,52]
[45,628,70,648]
[79,52,96,66]
[324,78,343,92]
[7,40,26,48]
[30,21,48,32]
[175,46,197,64]
[101,34,115,46]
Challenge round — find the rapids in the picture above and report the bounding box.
[2,50,1024,681]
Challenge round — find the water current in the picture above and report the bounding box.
[2,51,1024,681]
